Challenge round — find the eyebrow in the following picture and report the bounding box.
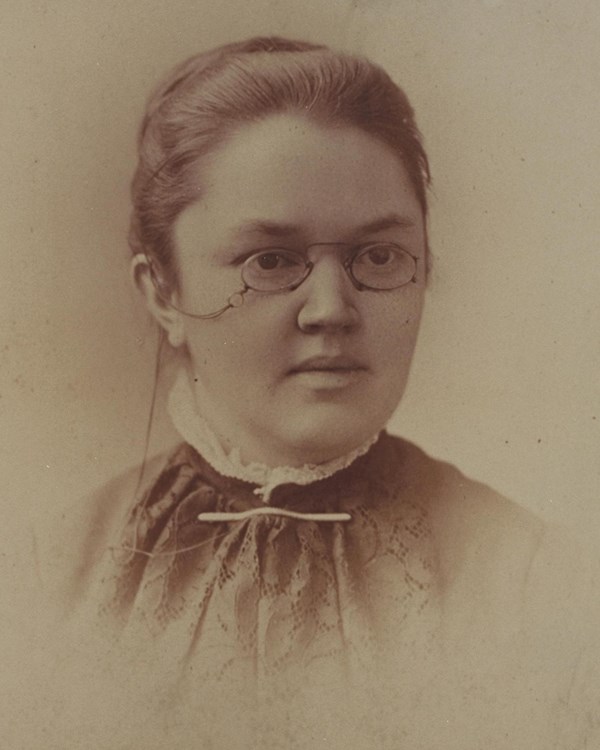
[354,214,417,235]
[230,213,417,241]
[231,220,301,240]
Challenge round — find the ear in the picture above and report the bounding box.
[131,254,186,348]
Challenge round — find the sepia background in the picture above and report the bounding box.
[1,0,598,547]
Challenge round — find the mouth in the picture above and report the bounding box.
[289,355,368,375]
[287,356,368,389]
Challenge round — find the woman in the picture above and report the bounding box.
[40,36,598,749]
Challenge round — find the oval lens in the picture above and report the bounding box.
[351,243,416,289]
[242,249,307,291]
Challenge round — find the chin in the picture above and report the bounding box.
[277,412,384,466]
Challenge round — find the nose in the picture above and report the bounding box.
[296,255,360,333]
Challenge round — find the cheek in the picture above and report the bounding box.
[365,293,424,365]
[181,307,289,386]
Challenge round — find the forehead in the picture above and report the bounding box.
[175,113,423,249]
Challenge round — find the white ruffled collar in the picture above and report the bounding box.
[167,368,380,503]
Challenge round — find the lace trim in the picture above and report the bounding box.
[167,368,380,503]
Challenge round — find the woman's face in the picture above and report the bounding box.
[170,113,427,467]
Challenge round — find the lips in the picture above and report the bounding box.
[289,355,367,374]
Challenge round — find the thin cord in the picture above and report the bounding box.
[132,325,165,499]
[115,326,165,564]
[114,529,234,559]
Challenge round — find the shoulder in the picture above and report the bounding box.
[34,445,187,612]
[379,431,543,545]
[375,436,600,744]
[378,433,545,613]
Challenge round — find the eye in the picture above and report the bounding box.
[351,243,417,290]
[242,248,306,291]
[359,244,397,266]
[253,251,296,271]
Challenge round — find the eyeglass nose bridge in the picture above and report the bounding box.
[286,241,367,293]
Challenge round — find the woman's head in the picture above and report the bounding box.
[131,38,430,467]
[129,36,430,291]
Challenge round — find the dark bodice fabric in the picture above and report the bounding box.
[28,433,600,749]
[90,435,436,680]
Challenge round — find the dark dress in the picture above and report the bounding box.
[31,433,599,749]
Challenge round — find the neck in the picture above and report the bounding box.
[188,369,373,469]
[167,367,381,501]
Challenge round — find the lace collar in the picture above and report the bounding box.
[167,368,381,503]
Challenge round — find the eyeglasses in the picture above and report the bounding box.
[155,241,419,320]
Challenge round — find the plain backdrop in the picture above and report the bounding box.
[1,0,599,543]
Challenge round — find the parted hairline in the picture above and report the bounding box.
[128,37,431,289]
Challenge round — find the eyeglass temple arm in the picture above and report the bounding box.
[170,288,249,320]
[146,255,250,320]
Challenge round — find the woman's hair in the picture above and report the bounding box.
[129,36,430,290]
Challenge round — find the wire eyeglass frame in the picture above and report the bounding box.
[149,241,420,320]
